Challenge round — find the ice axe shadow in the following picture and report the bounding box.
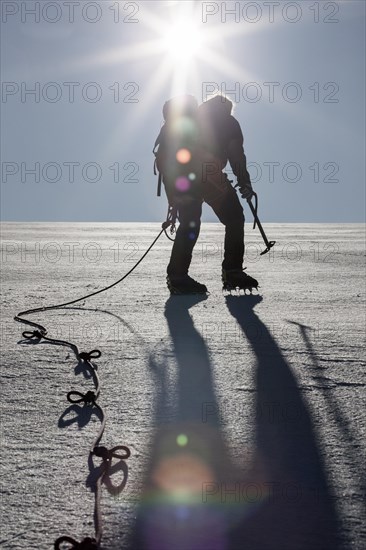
[247,192,276,255]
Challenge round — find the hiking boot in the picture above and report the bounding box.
[222,268,258,292]
[167,274,208,295]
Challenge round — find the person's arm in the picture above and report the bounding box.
[227,118,254,199]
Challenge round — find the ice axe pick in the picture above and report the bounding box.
[247,192,276,255]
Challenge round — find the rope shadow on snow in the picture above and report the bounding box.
[129,294,244,550]
[225,295,343,550]
[86,452,129,497]
[15,303,132,548]
[58,402,103,430]
[17,334,43,346]
[63,305,149,349]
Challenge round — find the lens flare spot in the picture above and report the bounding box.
[175,176,190,192]
[176,506,190,521]
[176,148,191,164]
[189,232,196,240]
[152,452,215,496]
[188,172,196,181]
[177,434,188,447]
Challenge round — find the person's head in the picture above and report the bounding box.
[163,95,198,121]
[199,94,233,117]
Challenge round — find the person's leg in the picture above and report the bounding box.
[204,175,245,271]
[167,198,202,278]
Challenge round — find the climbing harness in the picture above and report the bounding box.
[14,223,173,549]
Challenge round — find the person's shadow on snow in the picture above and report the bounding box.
[225,295,343,550]
[129,294,243,550]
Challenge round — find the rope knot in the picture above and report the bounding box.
[78,537,98,549]
[92,446,110,460]
[92,445,131,461]
[78,350,101,362]
[54,535,98,549]
[22,329,45,339]
[67,390,97,405]
[83,390,96,404]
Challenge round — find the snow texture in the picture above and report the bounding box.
[1,223,365,549]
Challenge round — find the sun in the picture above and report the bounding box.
[162,17,204,62]
[75,0,262,143]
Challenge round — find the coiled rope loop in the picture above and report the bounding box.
[14,227,169,548]
[54,535,98,550]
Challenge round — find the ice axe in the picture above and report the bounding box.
[247,192,276,255]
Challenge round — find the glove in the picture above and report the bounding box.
[236,181,254,200]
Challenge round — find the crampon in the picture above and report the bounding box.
[222,269,259,295]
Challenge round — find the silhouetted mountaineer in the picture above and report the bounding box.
[153,94,258,294]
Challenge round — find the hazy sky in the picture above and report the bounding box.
[1,0,365,222]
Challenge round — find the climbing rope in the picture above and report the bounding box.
[14,225,169,548]
[14,226,166,334]
[162,204,177,242]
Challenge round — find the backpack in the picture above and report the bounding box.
[153,95,199,196]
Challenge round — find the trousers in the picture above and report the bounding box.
[166,169,245,277]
